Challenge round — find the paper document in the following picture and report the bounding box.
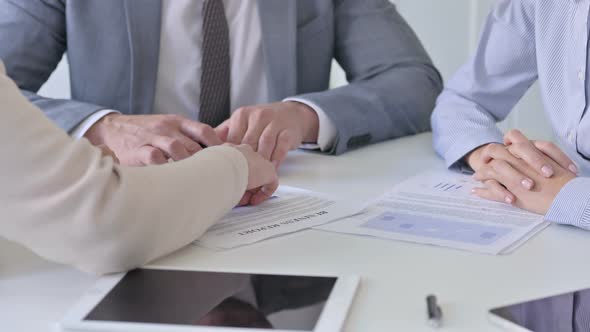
[316,171,549,255]
[195,186,364,250]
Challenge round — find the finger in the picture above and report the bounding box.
[478,143,516,165]
[533,140,578,174]
[150,136,191,161]
[258,125,281,160]
[503,129,530,145]
[170,133,203,154]
[250,180,280,206]
[238,191,253,207]
[473,160,535,191]
[138,145,168,166]
[270,130,295,166]
[242,116,270,150]
[215,120,230,142]
[227,110,249,145]
[472,179,515,205]
[180,120,223,147]
[507,142,555,177]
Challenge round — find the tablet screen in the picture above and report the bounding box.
[83,269,337,331]
[490,288,590,332]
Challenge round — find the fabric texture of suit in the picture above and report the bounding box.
[0,62,249,275]
[0,0,442,155]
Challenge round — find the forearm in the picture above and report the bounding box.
[20,89,108,133]
[431,90,505,170]
[0,73,248,274]
[295,64,441,155]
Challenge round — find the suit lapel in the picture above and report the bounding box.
[124,0,162,114]
[257,0,297,101]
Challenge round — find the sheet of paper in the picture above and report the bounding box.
[315,171,550,255]
[195,186,364,250]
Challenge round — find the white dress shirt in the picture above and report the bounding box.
[73,0,336,151]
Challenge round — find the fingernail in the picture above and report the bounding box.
[541,165,554,177]
[505,196,513,204]
[569,164,579,174]
[521,179,534,190]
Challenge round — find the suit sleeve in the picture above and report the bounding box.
[0,0,107,133]
[0,66,248,275]
[431,0,538,170]
[292,0,443,155]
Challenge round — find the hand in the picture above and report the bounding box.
[215,101,319,167]
[472,153,575,214]
[85,114,223,166]
[466,130,577,200]
[231,144,279,206]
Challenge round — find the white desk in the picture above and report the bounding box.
[3,133,590,331]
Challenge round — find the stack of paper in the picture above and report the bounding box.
[195,186,364,250]
[316,171,549,255]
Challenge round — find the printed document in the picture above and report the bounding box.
[195,186,364,250]
[316,171,549,255]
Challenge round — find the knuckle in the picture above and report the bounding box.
[259,134,276,146]
[506,129,518,137]
[234,107,249,117]
[506,129,522,139]
[483,144,501,157]
[538,141,554,151]
[255,109,273,122]
[198,124,215,137]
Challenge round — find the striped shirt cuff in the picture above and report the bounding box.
[441,132,503,171]
[545,177,590,230]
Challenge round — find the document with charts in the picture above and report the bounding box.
[316,171,549,255]
[195,186,364,250]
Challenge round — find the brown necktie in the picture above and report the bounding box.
[199,0,231,127]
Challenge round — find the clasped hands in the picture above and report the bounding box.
[86,101,319,206]
[468,130,577,214]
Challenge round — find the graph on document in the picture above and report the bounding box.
[361,211,510,245]
[432,182,464,192]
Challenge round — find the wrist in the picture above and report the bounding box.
[85,113,120,146]
[286,101,319,143]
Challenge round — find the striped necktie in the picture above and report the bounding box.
[199,0,231,127]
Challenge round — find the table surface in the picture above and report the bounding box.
[2,132,590,332]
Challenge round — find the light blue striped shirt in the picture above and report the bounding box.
[432,0,590,232]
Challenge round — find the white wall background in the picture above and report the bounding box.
[39,0,554,141]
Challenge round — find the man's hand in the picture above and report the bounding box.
[215,101,319,167]
[85,114,223,166]
[472,153,575,214]
[231,144,279,206]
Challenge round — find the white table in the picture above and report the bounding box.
[3,133,590,332]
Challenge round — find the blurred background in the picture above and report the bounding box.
[39,0,553,142]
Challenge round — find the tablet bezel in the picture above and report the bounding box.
[60,267,360,332]
[487,310,533,332]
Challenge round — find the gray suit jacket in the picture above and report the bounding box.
[0,0,442,155]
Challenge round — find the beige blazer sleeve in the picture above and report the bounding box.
[0,63,248,275]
